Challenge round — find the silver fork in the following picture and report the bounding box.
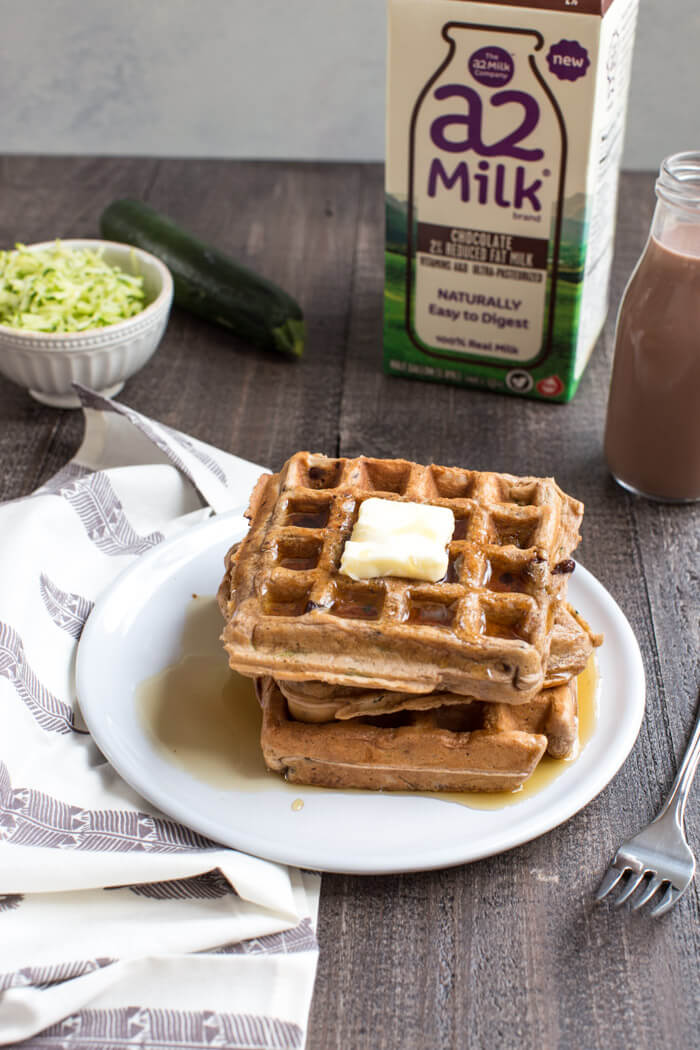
[596,691,700,917]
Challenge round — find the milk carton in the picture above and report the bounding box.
[384,0,639,401]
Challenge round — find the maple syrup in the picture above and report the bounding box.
[286,500,330,529]
[444,552,463,583]
[452,518,469,541]
[484,563,528,594]
[138,596,598,810]
[263,595,308,617]
[331,597,382,621]
[278,555,319,571]
[442,654,599,809]
[408,600,456,627]
[482,614,528,642]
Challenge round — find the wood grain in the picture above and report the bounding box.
[0,158,697,1050]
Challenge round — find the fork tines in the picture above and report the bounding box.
[595,864,684,917]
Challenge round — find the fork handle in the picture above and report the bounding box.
[657,691,700,828]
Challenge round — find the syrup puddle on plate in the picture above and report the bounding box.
[138,595,283,794]
[137,596,599,811]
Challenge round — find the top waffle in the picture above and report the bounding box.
[219,452,583,703]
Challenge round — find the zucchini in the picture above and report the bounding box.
[100,198,304,359]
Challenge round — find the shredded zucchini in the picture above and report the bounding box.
[0,240,146,333]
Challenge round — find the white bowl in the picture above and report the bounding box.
[0,239,174,408]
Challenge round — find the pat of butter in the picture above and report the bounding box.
[340,498,455,582]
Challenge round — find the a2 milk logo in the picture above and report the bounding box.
[546,40,590,82]
[425,41,547,214]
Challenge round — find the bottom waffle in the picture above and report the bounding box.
[257,675,578,793]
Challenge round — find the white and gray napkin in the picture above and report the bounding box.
[0,387,320,1048]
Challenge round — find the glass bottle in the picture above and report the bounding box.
[604,151,700,502]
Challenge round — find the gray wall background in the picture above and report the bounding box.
[1,0,698,169]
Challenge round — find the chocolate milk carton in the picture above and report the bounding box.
[384,0,639,401]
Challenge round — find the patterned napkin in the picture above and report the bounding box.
[0,388,320,1049]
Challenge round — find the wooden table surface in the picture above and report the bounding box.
[1,157,698,1049]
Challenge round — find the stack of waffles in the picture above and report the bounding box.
[218,452,602,793]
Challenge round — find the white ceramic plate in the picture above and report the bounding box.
[76,512,645,874]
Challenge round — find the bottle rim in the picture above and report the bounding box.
[656,151,700,213]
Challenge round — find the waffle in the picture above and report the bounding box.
[275,602,600,722]
[219,452,583,703]
[546,604,603,687]
[257,675,578,792]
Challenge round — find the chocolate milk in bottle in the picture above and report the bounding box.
[604,152,700,502]
[384,0,639,402]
